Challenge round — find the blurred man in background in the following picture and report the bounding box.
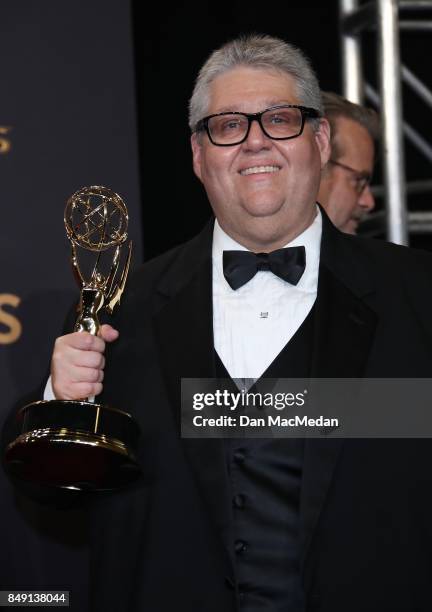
[318,91,379,234]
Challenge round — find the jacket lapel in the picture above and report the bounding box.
[152,220,235,578]
[300,211,378,574]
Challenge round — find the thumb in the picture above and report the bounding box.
[99,324,120,343]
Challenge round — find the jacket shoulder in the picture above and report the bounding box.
[348,233,432,274]
[118,221,213,311]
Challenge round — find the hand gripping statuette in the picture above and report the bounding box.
[5,186,141,490]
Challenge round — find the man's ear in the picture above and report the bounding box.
[191,133,203,182]
[314,118,331,169]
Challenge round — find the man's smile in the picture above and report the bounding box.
[239,165,281,176]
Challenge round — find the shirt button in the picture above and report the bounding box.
[234,539,247,554]
[233,493,246,509]
[233,448,246,464]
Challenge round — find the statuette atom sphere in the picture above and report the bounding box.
[64,185,128,252]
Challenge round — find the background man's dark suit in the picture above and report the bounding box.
[86,210,432,612]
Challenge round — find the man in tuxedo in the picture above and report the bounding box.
[46,34,432,611]
[318,91,379,234]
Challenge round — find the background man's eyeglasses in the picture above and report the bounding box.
[195,104,320,146]
[329,159,372,194]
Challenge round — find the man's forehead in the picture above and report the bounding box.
[213,99,297,114]
[206,67,300,114]
[333,117,375,172]
[334,117,374,153]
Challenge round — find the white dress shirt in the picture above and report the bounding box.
[45,209,322,399]
[212,209,321,380]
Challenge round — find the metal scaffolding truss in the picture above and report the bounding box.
[339,0,432,244]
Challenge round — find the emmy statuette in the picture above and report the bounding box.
[4,186,141,491]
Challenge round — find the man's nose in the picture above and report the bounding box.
[241,119,272,151]
[358,184,375,212]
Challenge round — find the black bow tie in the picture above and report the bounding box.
[223,246,306,290]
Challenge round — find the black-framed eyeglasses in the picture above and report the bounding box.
[194,104,321,146]
[329,159,372,195]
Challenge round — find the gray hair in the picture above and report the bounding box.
[322,91,380,158]
[189,33,323,133]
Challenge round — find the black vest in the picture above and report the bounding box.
[215,304,315,611]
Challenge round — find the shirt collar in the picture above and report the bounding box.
[212,207,322,292]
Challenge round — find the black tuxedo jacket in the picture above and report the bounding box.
[53,213,432,610]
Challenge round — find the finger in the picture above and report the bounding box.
[69,349,105,370]
[99,324,119,343]
[69,382,103,400]
[70,366,102,384]
[56,332,106,353]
